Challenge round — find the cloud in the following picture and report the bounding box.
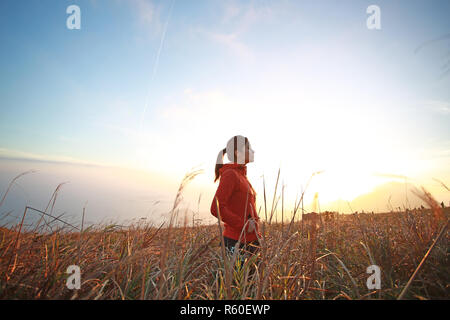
[220,0,274,29]
[134,0,156,25]
[129,0,163,38]
[193,0,276,61]
[221,1,242,24]
[0,148,109,168]
[424,100,450,115]
[372,173,408,180]
[205,31,253,60]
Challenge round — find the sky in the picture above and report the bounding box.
[0,0,449,226]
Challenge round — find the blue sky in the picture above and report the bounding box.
[0,0,449,221]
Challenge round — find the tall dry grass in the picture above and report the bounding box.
[0,169,448,300]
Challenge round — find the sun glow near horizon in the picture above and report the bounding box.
[124,85,447,217]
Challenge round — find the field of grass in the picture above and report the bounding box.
[0,171,448,300]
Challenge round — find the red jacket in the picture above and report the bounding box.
[210,163,261,242]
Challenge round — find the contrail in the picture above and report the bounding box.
[139,0,176,134]
[414,33,450,54]
[414,33,450,80]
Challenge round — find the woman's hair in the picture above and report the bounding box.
[214,135,250,182]
[214,147,227,182]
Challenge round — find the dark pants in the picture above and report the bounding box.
[223,237,259,279]
[223,236,260,256]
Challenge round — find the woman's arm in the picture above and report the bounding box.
[210,170,245,229]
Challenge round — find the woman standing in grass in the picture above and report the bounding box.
[211,135,261,255]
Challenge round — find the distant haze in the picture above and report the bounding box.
[1,157,448,231]
[0,158,207,229]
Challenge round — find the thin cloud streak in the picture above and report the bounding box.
[0,148,111,168]
[139,0,176,134]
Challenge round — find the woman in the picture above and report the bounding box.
[210,135,261,255]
